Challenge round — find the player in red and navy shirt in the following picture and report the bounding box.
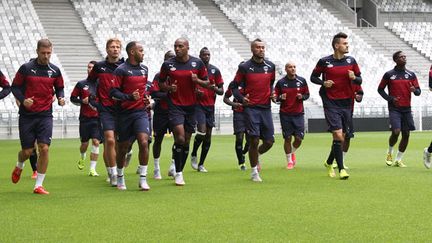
[11,39,65,194]
[70,60,101,177]
[0,70,11,99]
[110,41,151,191]
[311,32,362,180]
[424,65,432,168]
[273,62,309,170]
[224,79,249,170]
[158,38,209,186]
[87,38,124,186]
[190,47,224,173]
[378,51,420,168]
[231,38,276,182]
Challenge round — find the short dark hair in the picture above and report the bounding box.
[126,41,137,55]
[393,51,403,62]
[37,38,52,49]
[251,38,263,47]
[200,47,209,54]
[89,60,97,65]
[331,32,348,50]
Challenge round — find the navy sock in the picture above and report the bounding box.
[29,150,37,172]
[199,140,211,166]
[332,140,344,171]
[191,134,204,157]
[173,144,184,173]
[181,145,189,171]
[235,139,244,165]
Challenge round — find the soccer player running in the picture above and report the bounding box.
[311,32,362,180]
[150,50,176,179]
[424,65,432,168]
[223,80,249,171]
[272,61,309,170]
[232,39,276,182]
[159,38,209,186]
[190,47,224,172]
[87,38,124,186]
[70,60,101,177]
[110,41,151,191]
[0,69,11,100]
[11,39,65,194]
[378,51,420,168]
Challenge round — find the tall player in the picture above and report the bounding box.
[190,47,224,172]
[231,38,276,182]
[158,38,209,186]
[311,32,362,180]
[88,38,124,186]
[70,60,101,176]
[424,65,432,169]
[110,41,150,191]
[273,61,309,170]
[11,39,65,194]
[378,51,420,167]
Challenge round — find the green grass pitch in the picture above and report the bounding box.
[1,131,432,242]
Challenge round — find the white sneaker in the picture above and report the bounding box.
[139,176,150,191]
[117,176,126,190]
[424,148,431,169]
[175,173,185,186]
[251,172,262,182]
[154,169,162,179]
[198,165,208,173]
[191,156,198,170]
[110,173,118,187]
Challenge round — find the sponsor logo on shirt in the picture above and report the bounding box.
[390,75,396,80]
[326,61,333,68]
[83,85,89,90]
[31,69,37,74]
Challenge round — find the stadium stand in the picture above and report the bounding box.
[386,22,432,58]
[375,0,432,12]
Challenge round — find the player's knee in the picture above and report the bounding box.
[91,145,99,155]
[38,144,49,155]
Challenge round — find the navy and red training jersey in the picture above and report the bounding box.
[159,56,208,106]
[233,58,276,108]
[224,81,245,113]
[274,75,309,115]
[149,72,169,112]
[0,70,11,99]
[12,59,64,116]
[87,58,124,108]
[312,55,361,108]
[197,64,223,106]
[70,79,99,119]
[378,67,420,110]
[110,60,149,113]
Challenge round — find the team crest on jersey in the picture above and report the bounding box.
[211,69,215,74]
[390,75,396,80]
[325,61,333,68]
[47,70,53,78]
[263,66,268,73]
[191,61,197,68]
[346,58,351,64]
[83,85,89,90]
[404,74,409,79]
[296,82,301,87]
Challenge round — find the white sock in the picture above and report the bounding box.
[292,146,297,153]
[139,165,148,176]
[34,173,45,188]
[16,161,25,169]
[251,166,258,174]
[176,171,183,176]
[110,166,118,176]
[90,161,97,170]
[80,152,86,160]
[154,158,160,171]
[286,153,292,163]
[388,146,394,154]
[106,167,111,175]
[396,151,404,161]
[343,152,347,162]
[117,167,124,177]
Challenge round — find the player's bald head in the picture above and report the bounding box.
[175,38,189,47]
[285,61,296,68]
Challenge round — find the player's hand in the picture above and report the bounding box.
[144,94,151,106]
[355,94,363,102]
[280,93,287,100]
[410,85,416,92]
[208,83,216,91]
[196,88,204,97]
[393,96,400,105]
[58,97,66,106]
[132,89,140,100]
[323,80,334,88]
[170,80,177,93]
[296,93,303,100]
[271,93,277,102]
[232,102,242,109]
[348,70,356,81]
[82,97,89,105]
[191,72,198,83]
[23,96,34,108]
[242,94,250,106]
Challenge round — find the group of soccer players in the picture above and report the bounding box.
[1,32,432,194]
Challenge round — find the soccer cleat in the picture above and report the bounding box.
[154,169,162,179]
[423,148,431,169]
[117,176,127,190]
[77,158,85,170]
[110,174,118,187]
[198,165,208,173]
[191,156,198,170]
[393,160,407,168]
[33,186,50,195]
[251,172,262,182]
[291,153,297,166]
[11,166,23,184]
[386,153,393,166]
[139,177,150,191]
[324,162,336,178]
[174,173,185,186]
[239,163,247,171]
[287,162,294,170]
[88,169,99,177]
[31,171,37,179]
[339,169,349,180]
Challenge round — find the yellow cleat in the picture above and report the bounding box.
[324,162,335,178]
[339,169,349,180]
[385,153,393,166]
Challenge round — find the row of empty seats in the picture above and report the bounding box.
[376,0,432,12]
[386,22,432,58]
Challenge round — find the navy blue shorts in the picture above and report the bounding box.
[117,110,150,142]
[19,115,53,149]
[244,107,274,141]
[280,113,305,139]
[79,117,102,142]
[99,110,117,132]
[153,111,170,137]
[195,105,215,128]
[324,107,352,132]
[389,110,415,131]
[233,111,247,134]
[168,104,196,134]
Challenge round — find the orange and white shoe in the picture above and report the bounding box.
[33,186,50,195]
[291,153,297,166]
[11,166,23,184]
[31,171,37,179]
[287,162,294,170]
